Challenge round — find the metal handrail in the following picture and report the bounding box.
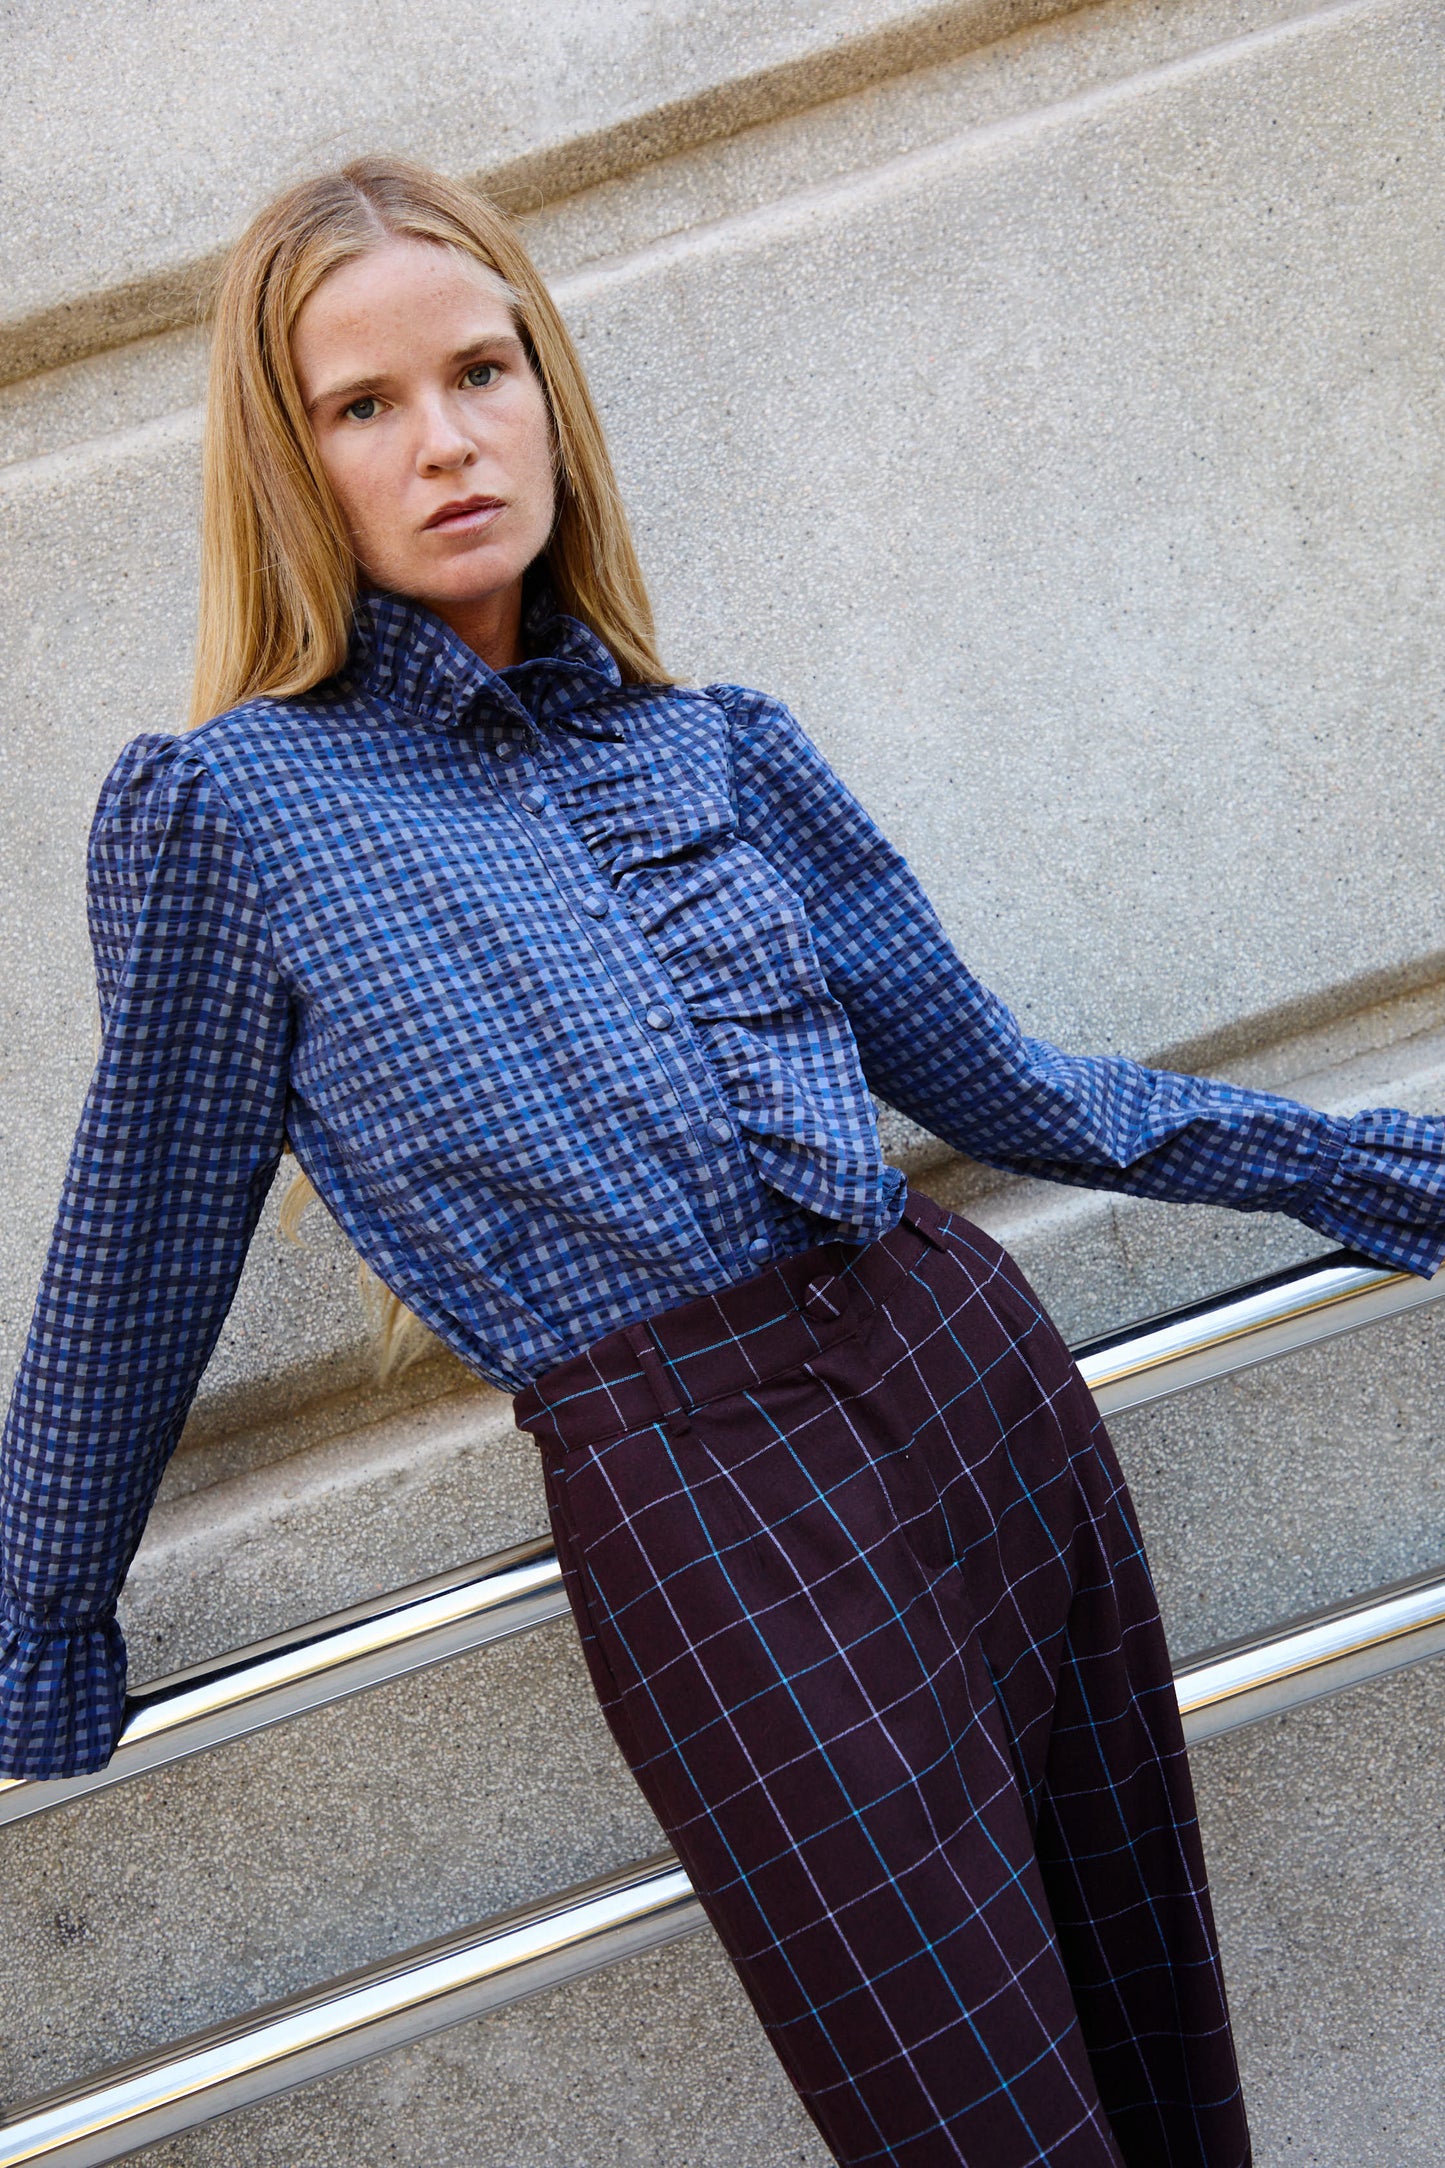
[9,1562,1445,2166]
[1072,1247,1442,1413]
[3,1247,1440,1830]
[5,1249,1445,2163]
[1177,1560,1445,1742]
[0,1538,570,1829]
[0,1855,702,2168]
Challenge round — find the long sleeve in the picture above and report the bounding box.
[717,684,1445,1279]
[0,738,292,1777]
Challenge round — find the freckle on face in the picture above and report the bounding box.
[290,238,557,634]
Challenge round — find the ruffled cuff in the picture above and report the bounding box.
[1291,1108,1445,1279]
[0,1601,127,1779]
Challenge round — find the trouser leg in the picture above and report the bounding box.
[529,1203,1249,2167]
[543,1430,1122,2167]
[926,1225,1250,2167]
[1031,1474,1248,2168]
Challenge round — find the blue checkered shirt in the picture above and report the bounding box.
[4,584,1444,1776]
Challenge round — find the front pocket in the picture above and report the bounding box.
[983,1650,1042,1831]
[873,1437,956,1580]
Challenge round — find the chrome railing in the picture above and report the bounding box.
[1176,1560,1445,1742]
[0,1539,570,1830]
[3,1246,1444,2164]
[0,1856,702,2168]
[3,1248,1439,1831]
[8,1562,1445,2168]
[1071,1248,1442,1413]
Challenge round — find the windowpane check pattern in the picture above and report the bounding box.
[519,1193,1250,2166]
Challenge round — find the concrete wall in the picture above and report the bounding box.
[2,1,1443,2161]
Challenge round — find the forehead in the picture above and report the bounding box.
[293,239,515,371]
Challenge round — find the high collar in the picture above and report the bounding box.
[346,580,629,740]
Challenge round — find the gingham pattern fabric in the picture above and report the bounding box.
[517,1190,1251,2168]
[3,581,1443,1777]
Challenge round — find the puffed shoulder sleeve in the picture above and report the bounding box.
[0,737,292,1777]
[714,682,1445,1280]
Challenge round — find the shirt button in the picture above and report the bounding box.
[581,895,610,920]
[747,1237,772,1266]
[519,786,549,813]
[494,739,519,761]
[705,1117,733,1145]
[645,1005,673,1031]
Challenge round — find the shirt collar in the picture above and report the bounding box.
[346,578,629,741]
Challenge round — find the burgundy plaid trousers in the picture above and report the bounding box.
[514,1190,1251,2167]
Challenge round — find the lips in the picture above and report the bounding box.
[423,495,505,533]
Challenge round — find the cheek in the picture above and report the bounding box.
[515,399,558,518]
[319,441,398,563]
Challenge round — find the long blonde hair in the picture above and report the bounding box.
[196,156,671,1376]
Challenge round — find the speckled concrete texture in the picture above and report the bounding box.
[5,0,812,319]
[0,0,1327,468]
[584,0,1445,1067]
[1115,1302,1445,1656]
[5,0,1444,1426]
[1194,1663,1445,2168]
[518,0,1330,291]
[5,0,1445,2157]
[127,1932,831,2168]
[0,1622,664,2105]
[0,0,1083,376]
[122,1382,544,1677]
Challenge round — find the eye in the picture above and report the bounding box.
[343,395,379,422]
[463,361,499,389]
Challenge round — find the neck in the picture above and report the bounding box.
[430,577,526,672]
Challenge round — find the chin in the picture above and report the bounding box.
[418,548,532,604]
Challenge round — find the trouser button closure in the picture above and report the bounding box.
[803,1276,845,1322]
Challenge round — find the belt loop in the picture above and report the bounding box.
[622,1322,692,1437]
[899,1189,952,1253]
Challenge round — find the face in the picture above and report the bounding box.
[291,237,557,662]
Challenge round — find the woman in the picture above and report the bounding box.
[3,156,1442,2167]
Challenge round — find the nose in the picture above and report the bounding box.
[414,392,475,476]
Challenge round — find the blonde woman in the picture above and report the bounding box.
[4,156,1443,2167]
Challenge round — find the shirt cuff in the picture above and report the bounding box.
[1291,1107,1445,1278]
[0,1599,127,1779]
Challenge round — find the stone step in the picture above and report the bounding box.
[82,1662,1445,2168]
[3,0,1443,2157]
[4,984,1441,2148]
[3,1165,1442,2138]
[1,0,1094,381]
[0,0,1331,470]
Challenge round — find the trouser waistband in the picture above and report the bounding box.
[512,1189,953,1458]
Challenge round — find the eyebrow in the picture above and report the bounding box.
[305,373,388,413]
[305,332,527,414]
